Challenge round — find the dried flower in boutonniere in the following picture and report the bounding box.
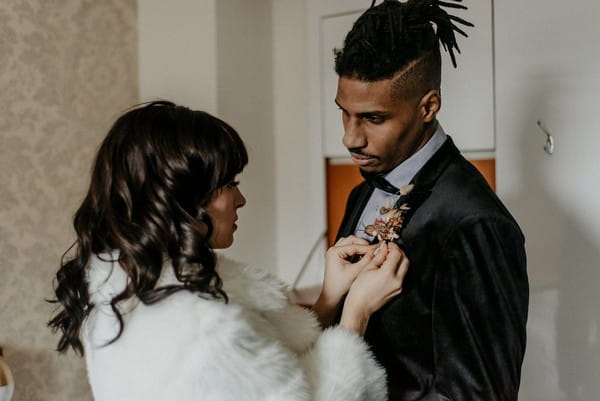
[363,184,414,242]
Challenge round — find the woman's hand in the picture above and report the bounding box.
[311,236,381,327]
[340,242,409,336]
[321,236,380,302]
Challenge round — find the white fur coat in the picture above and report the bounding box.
[82,253,387,401]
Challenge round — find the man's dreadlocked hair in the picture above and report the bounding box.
[334,0,474,99]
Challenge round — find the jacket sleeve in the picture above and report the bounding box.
[194,303,387,401]
[430,215,529,401]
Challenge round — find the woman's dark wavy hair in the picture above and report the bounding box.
[48,100,248,355]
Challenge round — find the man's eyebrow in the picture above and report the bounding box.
[335,100,387,117]
[358,111,387,116]
[355,110,389,120]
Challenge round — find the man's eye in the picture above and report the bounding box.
[365,115,384,123]
[227,181,240,188]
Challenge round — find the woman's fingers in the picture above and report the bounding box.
[396,254,410,281]
[357,242,388,270]
[335,235,370,247]
[380,242,405,272]
[380,243,409,278]
[332,243,378,260]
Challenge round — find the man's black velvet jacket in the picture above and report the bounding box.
[336,138,529,401]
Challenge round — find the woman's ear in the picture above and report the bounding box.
[419,89,441,123]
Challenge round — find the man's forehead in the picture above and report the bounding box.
[336,76,399,110]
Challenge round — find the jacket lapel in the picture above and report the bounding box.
[336,182,374,240]
[410,136,460,191]
[396,137,460,233]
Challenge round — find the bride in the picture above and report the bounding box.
[49,101,409,401]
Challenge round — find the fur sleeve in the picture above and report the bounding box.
[192,303,386,401]
[188,302,311,401]
[300,327,388,401]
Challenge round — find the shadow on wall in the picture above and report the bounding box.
[505,75,600,401]
[214,0,277,273]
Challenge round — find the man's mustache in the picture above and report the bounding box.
[347,148,379,159]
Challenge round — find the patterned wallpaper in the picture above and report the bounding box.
[0,1,137,400]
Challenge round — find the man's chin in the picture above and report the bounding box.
[358,165,383,174]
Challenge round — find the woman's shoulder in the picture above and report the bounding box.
[84,251,296,346]
[84,256,247,353]
[85,252,290,322]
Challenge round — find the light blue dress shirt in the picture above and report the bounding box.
[353,122,448,240]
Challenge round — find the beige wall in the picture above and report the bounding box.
[0,1,138,400]
[273,0,326,286]
[136,0,279,273]
[138,0,218,113]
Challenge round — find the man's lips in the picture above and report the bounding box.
[350,152,378,166]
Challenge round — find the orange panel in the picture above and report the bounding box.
[326,163,363,246]
[325,158,496,246]
[469,159,496,192]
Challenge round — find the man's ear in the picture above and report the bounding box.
[419,89,441,123]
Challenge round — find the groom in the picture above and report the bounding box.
[334,1,529,400]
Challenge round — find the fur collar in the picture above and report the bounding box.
[86,252,289,313]
[216,255,289,311]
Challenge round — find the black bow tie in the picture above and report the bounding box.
[361,171,400,194]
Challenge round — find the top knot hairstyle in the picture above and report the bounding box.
[48,101,248,355]
[335,0,474,96]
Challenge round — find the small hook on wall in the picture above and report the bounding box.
[536,120,555,155]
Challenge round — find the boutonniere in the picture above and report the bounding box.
[363,184,414,242]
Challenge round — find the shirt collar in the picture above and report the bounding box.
[384,122,447,188]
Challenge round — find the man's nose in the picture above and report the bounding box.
[342,118,366,150]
